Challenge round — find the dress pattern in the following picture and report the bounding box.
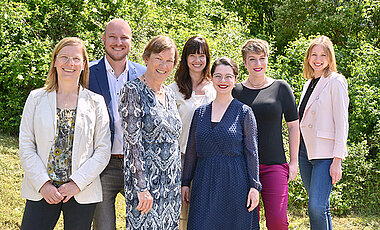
[182,99,261,230]
[47,108,76,187]
[119,78,182,230]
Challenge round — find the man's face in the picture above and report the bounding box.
[102,20,132,62]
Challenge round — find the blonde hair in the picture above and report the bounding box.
[303,35,337,79]
[241,39,270,62]
[45,37,89,92]
[142,35,179,66]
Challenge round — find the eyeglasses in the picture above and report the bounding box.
[212,74,235,81]
[56,55,83,65]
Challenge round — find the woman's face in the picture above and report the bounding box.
[187,52,206,75]
[244,51,268,78]
[144,48,176,82]
[309,44,329,77]
[212,64,236,95]
[54,45,85,84]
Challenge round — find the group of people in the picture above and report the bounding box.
[18,18,348,230]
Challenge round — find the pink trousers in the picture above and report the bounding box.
[259,163,289,230]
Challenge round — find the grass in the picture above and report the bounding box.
[1,133,379,229]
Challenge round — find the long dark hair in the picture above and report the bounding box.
[174,36,211,99]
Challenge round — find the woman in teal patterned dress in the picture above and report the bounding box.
[119,35,182,229]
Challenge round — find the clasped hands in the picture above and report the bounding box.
[40,180,80,204]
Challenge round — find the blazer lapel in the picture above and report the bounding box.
[47,90,57,135]
[304,76,330,115]
[95,58,113,123]
[95,58,112,108]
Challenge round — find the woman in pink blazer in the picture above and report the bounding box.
[298,35,349,229]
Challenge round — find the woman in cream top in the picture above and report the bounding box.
[168,36,215,230]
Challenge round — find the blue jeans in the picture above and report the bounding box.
[93,157,125,230]
[299,140,334,230]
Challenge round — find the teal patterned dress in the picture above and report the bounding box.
[47,108,76,187]
[119,78,182,230]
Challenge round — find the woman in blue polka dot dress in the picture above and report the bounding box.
[181,57,262,229]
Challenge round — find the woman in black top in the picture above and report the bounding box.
[232,39,299,230]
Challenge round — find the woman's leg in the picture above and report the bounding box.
[308,158,333,230]
[62,198,97,230]
[299,140,333,230]
[259,164,289,230]
[20,199,61,230]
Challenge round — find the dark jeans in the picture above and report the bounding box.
[21,198,96,230]
[93,157,125,230]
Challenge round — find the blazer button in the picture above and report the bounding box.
[308,124,313,128]
[311,111,316,115]
[316,96,319,100]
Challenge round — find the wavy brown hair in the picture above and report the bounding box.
[44,37,89,92]
[174,36,211,99]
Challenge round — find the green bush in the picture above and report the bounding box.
[1,0,379,217]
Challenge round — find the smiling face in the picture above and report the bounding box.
[308,44,329,77]
[102,19,132,62]
[144,48,176,82]
[212,64,236,95]
[187,52,207,76]
[244,51,268,78]
[54,45,85,85]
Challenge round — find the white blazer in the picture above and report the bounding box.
[19,87,111,204]
[299,72,349,160]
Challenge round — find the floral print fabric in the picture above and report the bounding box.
[47,108,76,187]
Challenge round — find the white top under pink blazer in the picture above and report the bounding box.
[299,72,349,160]
[19,86,111,204]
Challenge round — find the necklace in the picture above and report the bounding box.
[247,77,268,89]
[142,75,164,95]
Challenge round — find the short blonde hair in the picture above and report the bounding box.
[241,39,270,62]
[45,37,89,92]
[142,35,179,66]
[303,35,337,79]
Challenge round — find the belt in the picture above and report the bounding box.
[111,154,124,159]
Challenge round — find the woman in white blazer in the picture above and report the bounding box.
[298,35,349,230]
[19,37,111,230]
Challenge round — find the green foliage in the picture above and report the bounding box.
[338,141,380,215]
[271,0,379,52]
[1,0,379,217]
[0,0,249,134]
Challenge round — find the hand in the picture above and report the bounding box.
[330,157,342,185]
[57,181,81,203]
[288,160,298,183]
[181,186,190,205]
[137,190,153,214]
[246,188,259,212]
[40,181,64,204]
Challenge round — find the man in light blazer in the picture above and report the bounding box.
[89,18,146,230]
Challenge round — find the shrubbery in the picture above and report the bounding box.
[1,0,379,216]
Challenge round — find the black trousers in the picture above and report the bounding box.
[20,198,97,230]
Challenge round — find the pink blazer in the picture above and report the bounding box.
[299,72,349,160]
